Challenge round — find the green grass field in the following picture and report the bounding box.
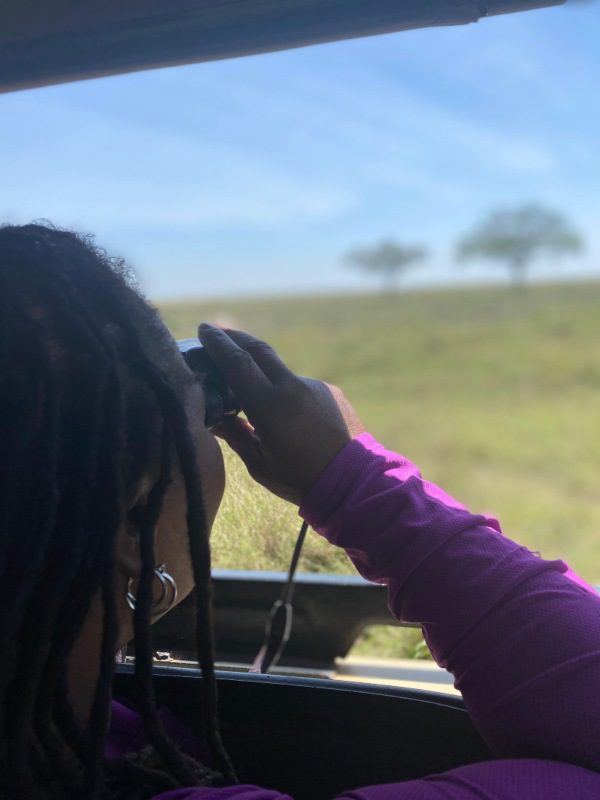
[159,281,600,658]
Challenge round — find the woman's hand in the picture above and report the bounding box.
[198,324,364,505]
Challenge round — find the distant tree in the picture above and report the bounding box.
[344,240,428,292]
[456,204,583,287]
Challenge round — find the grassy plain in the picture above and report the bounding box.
[159,281,600,657]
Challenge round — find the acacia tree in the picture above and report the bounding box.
[344,240,428,292]
[456,204,583,287]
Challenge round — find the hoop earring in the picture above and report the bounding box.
[126,564,178,616]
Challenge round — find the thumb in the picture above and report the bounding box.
[213,416,266,477]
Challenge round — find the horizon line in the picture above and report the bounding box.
[154,272,600,306]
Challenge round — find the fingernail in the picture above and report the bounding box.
[199,322,214,331]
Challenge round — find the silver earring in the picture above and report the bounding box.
[126,564,178,616]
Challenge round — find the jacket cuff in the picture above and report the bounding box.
[299,432,383,537]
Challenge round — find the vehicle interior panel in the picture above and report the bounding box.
[114,666,491,800]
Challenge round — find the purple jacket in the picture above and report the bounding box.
[110,433,600,798]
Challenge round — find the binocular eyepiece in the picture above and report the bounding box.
[177,338,241,429]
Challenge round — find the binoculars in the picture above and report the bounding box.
[177,338,241,429]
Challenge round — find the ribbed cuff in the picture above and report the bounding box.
[299,432,381,537]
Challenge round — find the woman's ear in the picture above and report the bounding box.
[115,498,146,581]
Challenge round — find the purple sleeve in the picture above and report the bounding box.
[152,760,600,800]
[151,788,292,800]
[151,433,600,799]
[299,433,600,773]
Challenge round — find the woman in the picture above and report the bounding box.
[2,224,600,799]
[0,224,233,798]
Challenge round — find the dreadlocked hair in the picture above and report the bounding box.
[0,223,236,799]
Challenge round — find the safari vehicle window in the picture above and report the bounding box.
[1,2,598,666]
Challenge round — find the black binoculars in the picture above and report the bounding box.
[177,338,241,429]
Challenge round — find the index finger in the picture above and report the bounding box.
[197,324,273,418]
[216,329,294,384]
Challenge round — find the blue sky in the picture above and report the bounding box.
[1,2,599,299]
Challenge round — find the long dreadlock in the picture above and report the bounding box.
[0,223,235,798]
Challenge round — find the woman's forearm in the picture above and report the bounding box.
[300,433,600,772]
